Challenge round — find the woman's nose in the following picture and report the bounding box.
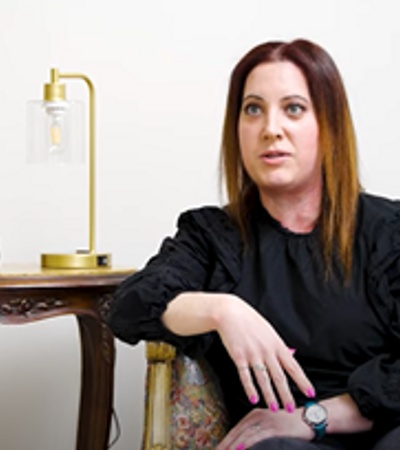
[262,112,282,140]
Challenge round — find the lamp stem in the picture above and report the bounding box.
[50,68,59,83]
[58,72,95,254]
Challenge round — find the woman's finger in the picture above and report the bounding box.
[263,357,295,412]
[251,362,279,412]
[216,409,264,450]
[237,364,259,405]
[279,351,315,399]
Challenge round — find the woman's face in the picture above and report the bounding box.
[238,61,321,199]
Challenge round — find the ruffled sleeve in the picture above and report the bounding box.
[348,198,400,425]
[106,206,242,357]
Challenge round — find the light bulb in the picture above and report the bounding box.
[44,101,68,154]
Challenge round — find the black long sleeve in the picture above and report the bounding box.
[107,206,242,356]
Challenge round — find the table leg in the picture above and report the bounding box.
[76,314,115,450]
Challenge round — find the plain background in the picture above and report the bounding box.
[1,1,400,449]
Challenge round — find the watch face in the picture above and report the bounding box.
[305,404,327,424]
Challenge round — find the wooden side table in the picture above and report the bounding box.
[0,264,134,450]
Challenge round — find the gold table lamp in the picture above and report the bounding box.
[27,69,111,269]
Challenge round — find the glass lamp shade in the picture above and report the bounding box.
[26,99,85,164]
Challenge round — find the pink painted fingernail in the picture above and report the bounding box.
[270,401,279,412]
[249,394,259,404]
[288,347,296,355]
[236,444,245,450]
[306,387,316,398]
[285,402,295,413]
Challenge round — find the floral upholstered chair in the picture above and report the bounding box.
[142,341,229,450]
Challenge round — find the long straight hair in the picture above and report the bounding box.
[221,39,361,279]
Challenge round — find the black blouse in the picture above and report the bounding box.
[107,192,400,445]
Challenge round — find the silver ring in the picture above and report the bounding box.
[252,363,267,372]
[252,422,261,432]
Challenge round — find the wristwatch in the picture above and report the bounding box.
[302,401,328,440]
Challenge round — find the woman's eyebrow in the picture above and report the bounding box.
[282,94,310,104]
[242,94,264,102]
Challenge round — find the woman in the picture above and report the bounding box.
[107,39,400,449]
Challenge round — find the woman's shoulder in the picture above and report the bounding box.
[357,193,400,262]
[359,191,400,215]
[177,205,238,234]
[176,205,242,280]
[359,194,400,305]
[176,204,242,250]
[358,192,400,231]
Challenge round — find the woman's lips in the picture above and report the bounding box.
[260,150,291,163]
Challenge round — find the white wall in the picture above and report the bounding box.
[0,1,399,449]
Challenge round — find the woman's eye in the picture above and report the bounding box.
[243,103,262,116]
[285,103,305,116]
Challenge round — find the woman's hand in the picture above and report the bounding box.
[216,407,313,450]
[216,394,374,450]
[214,295,315,411]
[162,291,314,409]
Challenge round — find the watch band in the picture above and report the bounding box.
[312,420,327,440]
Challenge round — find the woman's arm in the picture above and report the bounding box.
[107,207,237,354]
[216,394,373,450]
[322,394,373,434]
[161,291,225,335]
[163,291,315,412]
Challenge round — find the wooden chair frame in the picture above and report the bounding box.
[142,341,229,450]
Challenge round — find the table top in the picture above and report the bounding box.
[0,264,135,288]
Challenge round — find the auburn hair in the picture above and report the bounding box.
[220,39,361,279]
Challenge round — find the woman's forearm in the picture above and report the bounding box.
[321,394,373,434]
[161,291,233,335]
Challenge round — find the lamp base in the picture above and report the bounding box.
[41,251,111,269]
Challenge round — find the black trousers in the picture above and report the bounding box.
[250,425,400,450]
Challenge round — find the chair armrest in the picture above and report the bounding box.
[143,341,176,450]
[142,341,229,450]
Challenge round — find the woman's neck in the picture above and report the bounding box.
[259,187,321,233]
